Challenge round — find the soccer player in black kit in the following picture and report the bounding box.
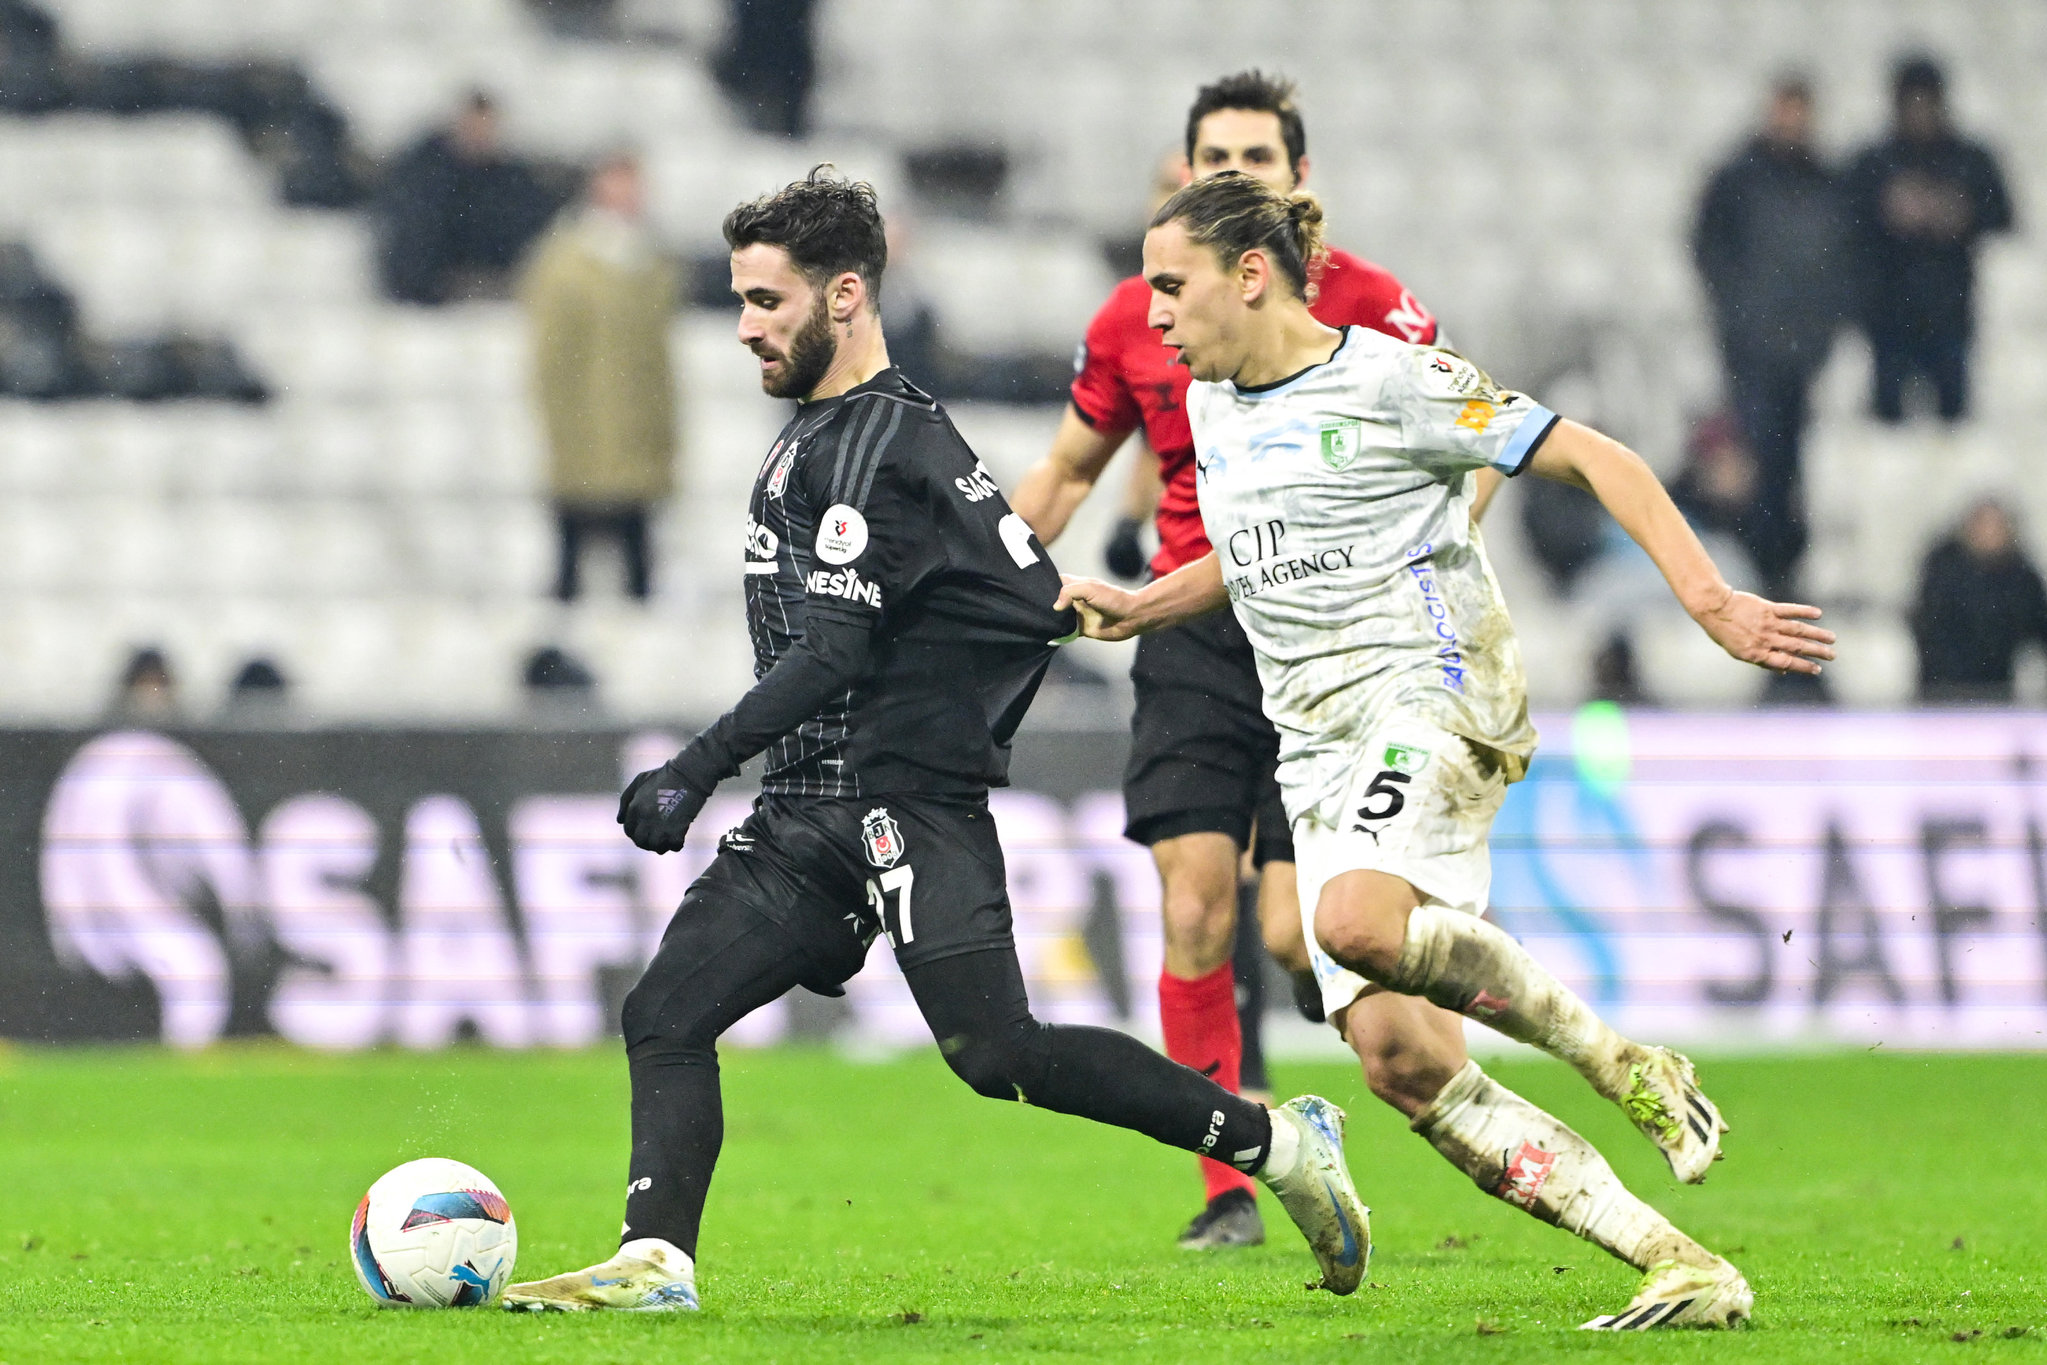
[503,169,1370,1313]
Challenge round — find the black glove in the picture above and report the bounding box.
[618,761,711,853]
[1103,516,1147,581]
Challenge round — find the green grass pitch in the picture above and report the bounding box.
[1,1044,2042,1363]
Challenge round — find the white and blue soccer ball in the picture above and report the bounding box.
[350,1158,517,1308]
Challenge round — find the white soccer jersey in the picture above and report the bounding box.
[1185,325,1551,830]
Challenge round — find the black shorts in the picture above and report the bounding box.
[686,791,1016,992]
[1122,607,1294,867]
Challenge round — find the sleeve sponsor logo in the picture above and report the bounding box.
[955,460,1000,503]
[1422,351,1504,402]
[815,504,868,565]
[1454,399,1498,434]
[744,513,779,573]
[997,512,1041,568]
[806,564,882,608]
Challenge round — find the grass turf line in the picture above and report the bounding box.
[0,1045,2041,1363]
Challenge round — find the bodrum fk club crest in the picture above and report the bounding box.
[861,808,904,868]
[1319,418,1363,471]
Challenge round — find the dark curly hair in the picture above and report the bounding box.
[722,165,888,305]
[1184,70,1307,177]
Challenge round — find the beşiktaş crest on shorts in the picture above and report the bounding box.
[861,807,904,868]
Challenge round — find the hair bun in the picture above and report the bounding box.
[1285,190,1327,268]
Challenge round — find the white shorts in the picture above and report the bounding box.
[1291,718,1509,1020]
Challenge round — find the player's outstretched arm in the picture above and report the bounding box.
[1010,406,1129,545]
[1525,420,1836,675]
[1055,552,1229,641]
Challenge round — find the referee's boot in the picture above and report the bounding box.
[502,1237,699,1313]
[1176,1187,1264,1249]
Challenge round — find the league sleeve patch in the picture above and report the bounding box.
[815,504,869,565]
[1413,349,1504,403]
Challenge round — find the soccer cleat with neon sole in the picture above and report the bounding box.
[1580,1257,1753,1330]
[1257,1095,1371,1294]
[502,1237,699,1313]
[1618,1047,1728,1183]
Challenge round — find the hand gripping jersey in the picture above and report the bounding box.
[1184,327,1555,830]
[1071,248,1437,577]
[679,369,1074,800]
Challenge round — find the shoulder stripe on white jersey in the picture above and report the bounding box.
[1494,407,1560,475]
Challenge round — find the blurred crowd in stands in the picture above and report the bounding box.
[1527,52,2024,706]
[3,0,2038,716]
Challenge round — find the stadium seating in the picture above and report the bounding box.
[0,0,2040,719]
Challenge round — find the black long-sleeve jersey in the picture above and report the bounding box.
[674,368,1077,799]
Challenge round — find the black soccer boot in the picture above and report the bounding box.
[1175,1187,1265,1250]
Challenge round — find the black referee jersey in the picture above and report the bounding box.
[673,367,1077,800]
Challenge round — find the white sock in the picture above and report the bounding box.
[1411,1061,1712,1271]
[619,1237,693,1277]
[1385,905,1635,1098]
[1258,1106,1301,1179]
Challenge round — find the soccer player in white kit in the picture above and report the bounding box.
[1059,172,1836,1331]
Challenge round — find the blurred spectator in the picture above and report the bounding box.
[0,241,268,401]
[1668,412,1772,594]
[109,646,179,722]
[523,645,598,716]
[1589,634,1651,707]
[0,239,82,396]
[714,0,818,137]
[879,214,941,392]
[1519,474,1606,595]
[376,91,558,306]
[1845,55,2014,423]
[520,152,678,602]
[0,0,62,112]
[1692,74,1847,598]
[526,0,619,38]
[223,657,290,723]
[1531,413,1768,699]
[93,335,268,404]
[1911,499,2047,702]
[1555,413,1768,609]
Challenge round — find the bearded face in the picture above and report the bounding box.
[759,291,837,399]
[732,244,849,403]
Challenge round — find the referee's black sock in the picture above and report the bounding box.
[905,947,1273,1172]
